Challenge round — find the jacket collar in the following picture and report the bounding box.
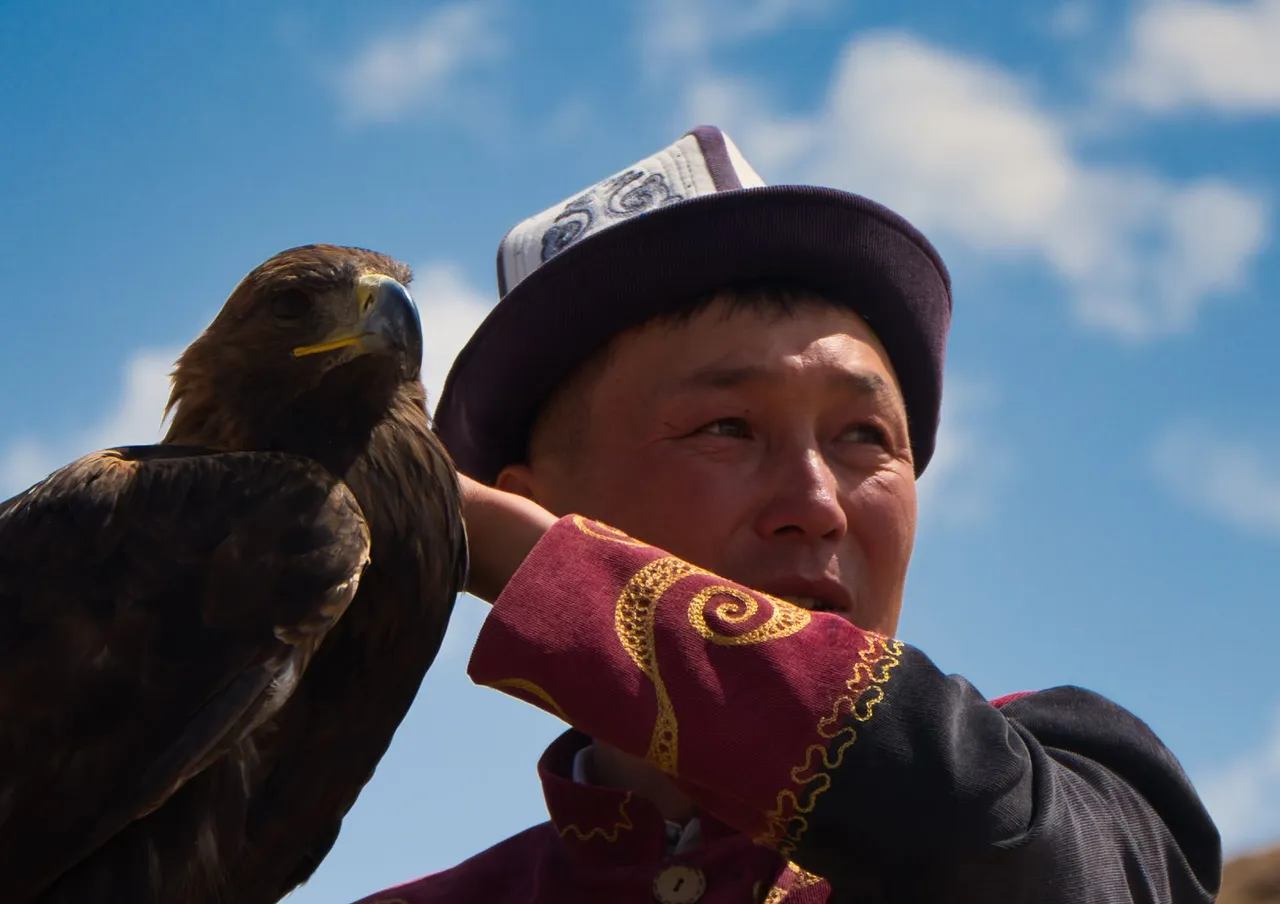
[537,730,747,866]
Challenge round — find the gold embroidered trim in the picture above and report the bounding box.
[687,586,811,646]
[790,862,824,890]
[615,557,707,775]
[557,790,635,843]
[572,514,648,547]
[761,861,825,903]
[757,633,904,856]
[487,677,572,723]
[615,559,817,776]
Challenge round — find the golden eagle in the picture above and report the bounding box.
[0,245,468,903]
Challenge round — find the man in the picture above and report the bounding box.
[357,127,1221,903]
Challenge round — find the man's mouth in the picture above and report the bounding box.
[774,594,841,614]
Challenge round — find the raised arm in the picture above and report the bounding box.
[459,480,1220,902]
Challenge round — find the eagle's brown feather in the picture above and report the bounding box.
[0,245,466,903]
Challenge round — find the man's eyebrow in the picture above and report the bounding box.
[669,363,896,400]
[830,370,894,399]
[671,363,780,391]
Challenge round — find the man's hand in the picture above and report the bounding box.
[458,474,559,603]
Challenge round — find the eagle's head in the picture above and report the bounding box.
[163,244,425,460]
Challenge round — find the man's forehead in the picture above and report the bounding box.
[640,357,907,423]
[668,360,895,398]
[609,294,905,399]
[624,290,896,363]
[653,288,887,351]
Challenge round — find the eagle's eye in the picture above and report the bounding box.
[269,288,312,321]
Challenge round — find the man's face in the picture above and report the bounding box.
[500,298,918,636]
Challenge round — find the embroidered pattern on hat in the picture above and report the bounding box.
[540,169,684,263]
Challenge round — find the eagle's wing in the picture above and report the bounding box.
[0,445,371,901]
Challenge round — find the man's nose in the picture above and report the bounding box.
[754,446,848,542]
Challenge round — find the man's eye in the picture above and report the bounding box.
[697,418,752,439]
[843,423,888,446]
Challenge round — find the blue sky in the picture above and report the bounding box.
[2,0,1278,899]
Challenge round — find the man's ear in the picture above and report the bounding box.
[495,462,541,502]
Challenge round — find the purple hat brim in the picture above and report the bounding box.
[434,185,952,484]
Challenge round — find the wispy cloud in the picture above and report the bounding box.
[335,1,503,124]
[409,261,494,415]
[638,0,830,74]
[1150,422,1280,541]
[678,32,1269,340]
[0,348,178,499]
[1196,705,1280,854]
[1111,0,1280,114]
[1048,0,1097,39]
[917,377,1013,527]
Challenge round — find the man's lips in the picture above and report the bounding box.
[754,577,854,615]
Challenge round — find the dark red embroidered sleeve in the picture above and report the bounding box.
[467,515,1221,902]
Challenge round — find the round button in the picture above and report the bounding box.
[652,863,706,904]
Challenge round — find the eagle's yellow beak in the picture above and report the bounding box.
[292,274,421,360]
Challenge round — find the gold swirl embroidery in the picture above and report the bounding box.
[487,678,572,723]
[614,553,816,777]
[615,557,710,775]
[557,791,635,843]
[761,861,825,903]
[571,514,649,547]
[756,633,904,856]
[687,586,811,646]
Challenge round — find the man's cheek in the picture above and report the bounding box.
[855,472,916,537]
[851,494,915,578]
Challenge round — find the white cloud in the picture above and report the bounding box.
[1049,0,1096,38]
[916,377,1012,526]
[680,72,819,173]
[0,348,178,499]
[336,1,502,124]
[1150,423,1280,540]
[409,261,494,415]
[680,32,1269,339]
[1196,705,1280,854]
[638,0,830,74]
[1112,0,1280,113]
